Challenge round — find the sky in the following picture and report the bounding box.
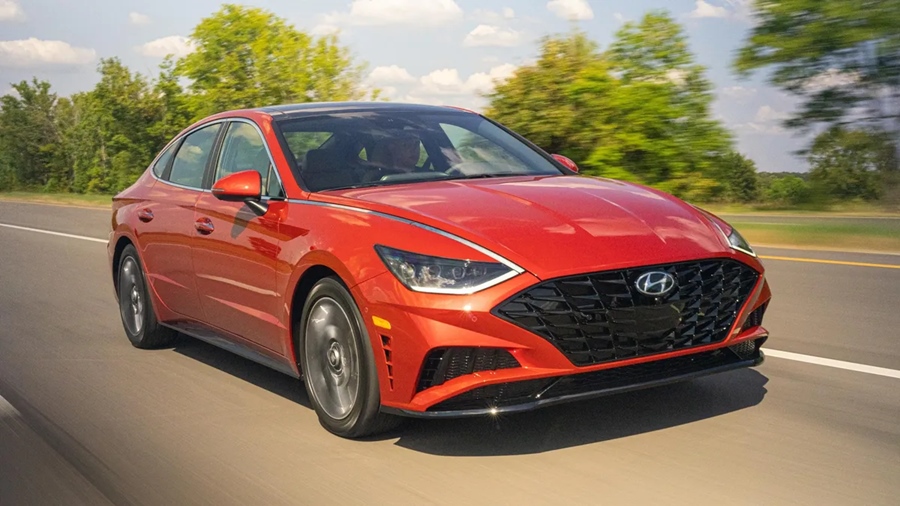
[0,0,812,173]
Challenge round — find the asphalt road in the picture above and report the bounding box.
[1,201,898,506]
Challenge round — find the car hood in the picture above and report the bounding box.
[324,175,731,279]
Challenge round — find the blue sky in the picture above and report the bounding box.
[0,0,810,172]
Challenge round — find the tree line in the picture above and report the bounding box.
[0,2,897,209]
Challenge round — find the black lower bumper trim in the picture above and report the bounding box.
[383,337,767,419]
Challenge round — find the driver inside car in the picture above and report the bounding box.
[368,134,422,173]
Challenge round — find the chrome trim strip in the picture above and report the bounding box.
[149,117,286,197]
[286,199,525,274]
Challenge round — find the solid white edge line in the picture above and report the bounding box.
[0,394,20,416]
[763,348,900,379]
[0,223,107,244]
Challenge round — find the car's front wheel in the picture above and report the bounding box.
[298,277,400,438]
[117,244,177,349]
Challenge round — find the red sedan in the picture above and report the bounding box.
[108,102,771,438]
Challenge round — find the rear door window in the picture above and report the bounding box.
[167,123,222,188]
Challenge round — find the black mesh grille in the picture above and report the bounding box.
[417,348,520,391]
[741,302,768,331]
[428,345,758,412]
[493,259,759,366]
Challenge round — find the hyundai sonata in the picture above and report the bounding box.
[108,102,771,438]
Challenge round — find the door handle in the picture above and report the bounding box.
[195,218,215,235]
[137,209,154,222]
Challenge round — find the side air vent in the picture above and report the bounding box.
[417,348,520,392]
[381,335,394,390]
[741,302,768,332]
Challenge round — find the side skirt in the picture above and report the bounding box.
[163,321,300,379]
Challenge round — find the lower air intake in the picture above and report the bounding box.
[417,348,520,391]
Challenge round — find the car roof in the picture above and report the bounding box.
[254,101,477,119]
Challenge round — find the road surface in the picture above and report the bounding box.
[1,201,898,505]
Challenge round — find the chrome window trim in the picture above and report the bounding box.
[149,117,286,197]
[151,119,229,192]
[286,199,525,275]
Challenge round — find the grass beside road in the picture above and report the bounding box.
[0,191,112,208]
[2,191,898,253]
[729,220,900,253]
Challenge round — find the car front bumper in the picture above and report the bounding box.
[381,335,766,418]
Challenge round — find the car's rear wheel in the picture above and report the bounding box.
[298,277,401,438]
[117,244,176,349]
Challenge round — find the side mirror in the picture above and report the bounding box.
[552,154,579,173]
[211,170,268,215]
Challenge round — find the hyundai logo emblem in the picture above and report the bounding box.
[635,271,676,296]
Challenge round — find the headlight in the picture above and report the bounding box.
[717,222,756,257]
[692,206,756,257]
[374,245,519,294]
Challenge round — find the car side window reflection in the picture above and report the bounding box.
[216,121,283,197]
[168,123,222,188]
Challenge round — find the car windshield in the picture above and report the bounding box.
[276,110,564,191]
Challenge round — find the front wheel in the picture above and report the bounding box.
[298,277,401,438]
[116,244,177,349]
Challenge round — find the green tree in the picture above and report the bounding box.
[488,13,733,200]
[486,31,599,159]
[735,0,900,148]
[0,80,71,190]
[69,58,166,193]
[717,151,760,203]
[807,127,897,201]
[176,4,368,120]
[766,175,812,206]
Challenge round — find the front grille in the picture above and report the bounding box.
[493,259,759,366]
[428,344,760,412]
[417,347,520,391]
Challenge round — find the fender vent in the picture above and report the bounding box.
[417,347,520,391]
[381,335,394,390]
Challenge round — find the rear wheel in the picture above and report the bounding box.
[298,277,401,438]
[117,244,176,349]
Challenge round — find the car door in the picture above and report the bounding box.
[191,119,287,352]
[138,122,223,321]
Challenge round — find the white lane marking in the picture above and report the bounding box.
[764,348,900,379]
[0,223,107,244]
[0,394,20,416]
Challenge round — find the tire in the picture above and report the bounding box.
[116,244,177,349]
[298,277,401,438]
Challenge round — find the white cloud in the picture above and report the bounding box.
[473,7,516,22]
[136,36,195,58]
[325,0,463,27]
[613,12,626,24]
[464,25,521,47]
[755,105,789,123]
[0,0,24,21]
[803,68,861,92]
[547,0,594,21]
[367,65,416,84]
[689,0,753,22]
[689,0,728,18]
[0,38,96,67]
[311,23,340,36]
[465,64,518,94]
[721,86,757,99]
[418,64,517,96]
[129,12,151,25]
